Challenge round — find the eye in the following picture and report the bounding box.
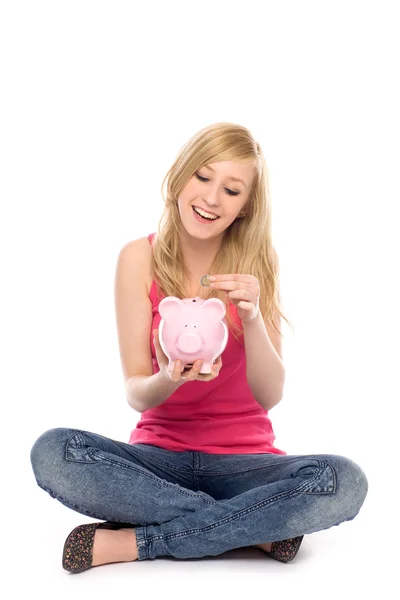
[195,173,208,183]
[225,188,240,197]
[195,173,240,196]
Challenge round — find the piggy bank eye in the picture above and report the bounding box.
[192,299,196,302]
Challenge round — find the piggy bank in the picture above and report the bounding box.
[158,296,228,374]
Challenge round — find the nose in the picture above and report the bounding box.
[201,183,221,208]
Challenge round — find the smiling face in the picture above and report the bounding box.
[177,160,255,238]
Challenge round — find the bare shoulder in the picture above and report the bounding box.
[114,236,154,383]
[116,236,153,294]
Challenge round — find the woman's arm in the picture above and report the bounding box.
[209,273,285,411]
[115,239,185,413]
[242,311,285,411]
[126,371,184,413]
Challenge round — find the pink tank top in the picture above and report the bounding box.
[128,233,286,455]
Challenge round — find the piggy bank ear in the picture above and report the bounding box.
[158,296,183,319]
[201,298,226,320]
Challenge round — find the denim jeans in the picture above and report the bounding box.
[30,427,368,561]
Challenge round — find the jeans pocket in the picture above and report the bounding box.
[295,459,337,495]
[65,430,99,463]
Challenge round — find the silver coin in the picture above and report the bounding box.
[200,274,211,287]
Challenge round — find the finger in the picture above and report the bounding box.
[186,359,203,381]
[212,356,222,377]
[153,329,167,358]
[227,289,254,301]
[238,300,255,311]
[153,329,162,359]
[153,329,160,348]
[210,281,251,292]
[210,274,256,283]
[212,363,220,377]
[166,359,181,382]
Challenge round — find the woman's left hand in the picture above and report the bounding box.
[209,274,260,323]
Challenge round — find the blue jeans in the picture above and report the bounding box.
[30,427,368,561]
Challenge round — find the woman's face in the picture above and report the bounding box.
[177,160,255,238]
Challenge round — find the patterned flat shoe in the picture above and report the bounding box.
[269,535,304,563]
[62,521,135,574]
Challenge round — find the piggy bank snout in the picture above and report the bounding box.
[177,330,203,354]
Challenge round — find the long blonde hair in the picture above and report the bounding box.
[152,122,293,340]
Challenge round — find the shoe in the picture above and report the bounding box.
[269,535,304,563]
[62,521,135,574]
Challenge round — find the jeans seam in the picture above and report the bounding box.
[301,460,337,494]
[129,445,194,473]
[66,430,84,454]
[135,459,192,474]
[193,451,201,490]
[200,456,325,476]
[134,527,149,560]
[91,451,215,504]
[146,478,313,544]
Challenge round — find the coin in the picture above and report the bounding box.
[200,274,211,287]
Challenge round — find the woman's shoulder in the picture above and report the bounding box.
[118,234,154,296]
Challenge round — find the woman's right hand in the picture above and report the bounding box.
[153,329,222,384]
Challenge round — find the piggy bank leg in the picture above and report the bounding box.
[199,362,212,374]
[167,360,175,373]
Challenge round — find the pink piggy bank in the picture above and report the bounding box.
[158,296,228,374]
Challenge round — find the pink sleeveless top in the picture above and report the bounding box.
[128,233,286,455]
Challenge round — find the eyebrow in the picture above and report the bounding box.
[203,165,246,187]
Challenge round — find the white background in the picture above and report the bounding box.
[1,1,398,598]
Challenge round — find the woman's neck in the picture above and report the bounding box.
[179,230,222,274]
[179,230,223,297]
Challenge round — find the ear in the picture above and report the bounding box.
[201,298,226,320]
[158,296,183,319]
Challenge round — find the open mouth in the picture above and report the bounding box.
[192,206,220,222]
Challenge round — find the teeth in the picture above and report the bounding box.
[193,206,218,220]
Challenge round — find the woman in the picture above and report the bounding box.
[30,122,368,573]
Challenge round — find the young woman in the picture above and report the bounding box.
[30,122,368,573]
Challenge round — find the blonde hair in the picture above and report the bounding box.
[152,122,293,340]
